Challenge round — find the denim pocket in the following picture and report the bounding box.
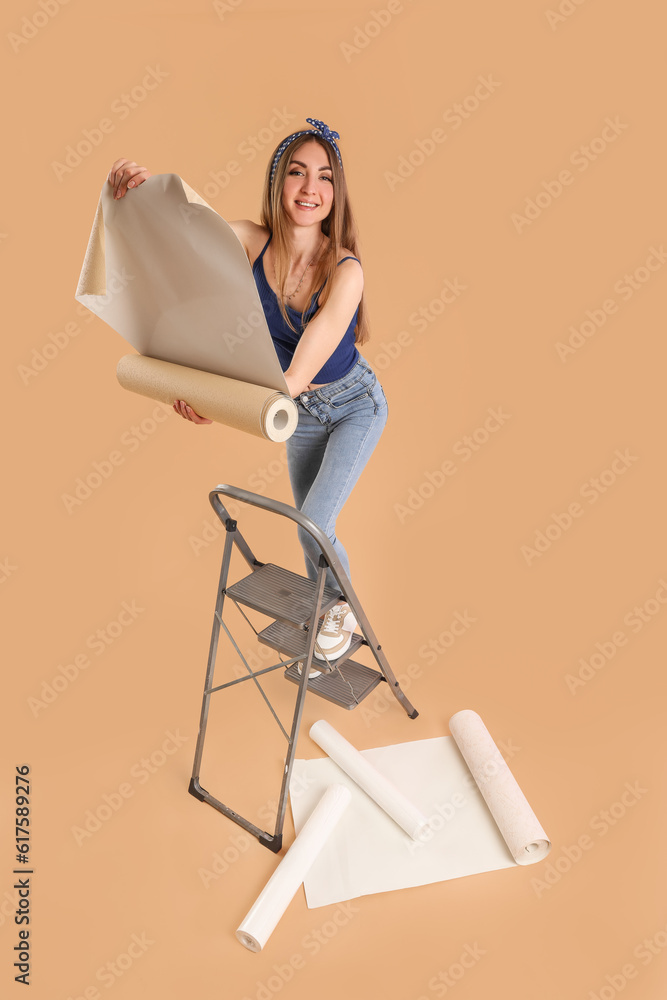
[369,380,388,414]
[327,382,371,408]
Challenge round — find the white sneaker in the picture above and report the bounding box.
[314,603,357,661]
[296,661,322,679]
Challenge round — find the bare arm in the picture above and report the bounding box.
[283,259,364,397]
[226,218,269,263]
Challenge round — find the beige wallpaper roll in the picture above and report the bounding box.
[116,354,298,442]
[449,710,551,865]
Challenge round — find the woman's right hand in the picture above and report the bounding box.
[108,158,152,199]
[173,400,212,425]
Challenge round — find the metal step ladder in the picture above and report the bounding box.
[188,484,419,852]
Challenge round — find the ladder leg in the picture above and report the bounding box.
[370,651,419,719]
[189,518,236,791]
[272,555,328,841]
[340,596,419,719]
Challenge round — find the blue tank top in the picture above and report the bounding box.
[252,234,360,384]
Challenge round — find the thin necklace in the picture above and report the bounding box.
[275,235,325,301]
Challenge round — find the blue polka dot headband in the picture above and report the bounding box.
[270,118,342,185]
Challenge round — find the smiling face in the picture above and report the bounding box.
[280,139,334,228]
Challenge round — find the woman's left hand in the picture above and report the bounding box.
[173,400,212,424]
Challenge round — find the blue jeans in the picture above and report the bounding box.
[285,356,388,593]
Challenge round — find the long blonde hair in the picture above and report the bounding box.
[259,133,370,346]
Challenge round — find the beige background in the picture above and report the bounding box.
[2,0,666,997]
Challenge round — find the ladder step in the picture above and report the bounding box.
[257,619,365,669]
[225,563,341,627]
[284,659,383,710]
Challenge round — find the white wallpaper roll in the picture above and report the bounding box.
[309,720,431,842]
[236,784,351,952]
[449,709,551,864]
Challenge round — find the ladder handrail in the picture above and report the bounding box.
[211,483,356,602]
[212,484,343,566]
[211,483,382,660]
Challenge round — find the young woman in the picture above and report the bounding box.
[107,118,388,665]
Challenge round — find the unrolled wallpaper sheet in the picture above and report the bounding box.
[75,173,298,441]
[289,710,551,908]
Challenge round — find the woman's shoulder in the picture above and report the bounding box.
[227,220,270,265]
[336,245,361,267]
[329,246,364,301]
